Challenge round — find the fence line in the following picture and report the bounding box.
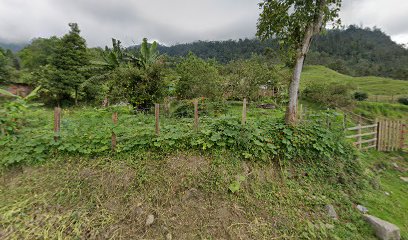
[242,98,247,125]
[49,100,405,153]
[155,103,160,135]
[111,112,118,151]
[53,107,61,141]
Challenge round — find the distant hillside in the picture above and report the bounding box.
[154,26,408,80]
[307,26,408,80]
[301,65,408,98]
[0,42,27,52]
[156,39,277,63]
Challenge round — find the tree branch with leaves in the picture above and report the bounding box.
[257,0,341,124]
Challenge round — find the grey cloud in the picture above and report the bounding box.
[0,0,407,47]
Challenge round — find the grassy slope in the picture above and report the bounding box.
[360,151,408,239]
[301,65,408,97]
[0,152,374,239]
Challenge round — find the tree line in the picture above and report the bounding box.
[0,23,287,109]
[156,26,408,80]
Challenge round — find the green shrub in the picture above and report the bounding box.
[353,92,368,101]
[110,64,165,110]
[303,82,355,107]
[172,100,208,118]
[1,108,361,187]
[397,97,408,105]
[175,53,222,100]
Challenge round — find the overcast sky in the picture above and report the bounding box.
[0,0,407,47]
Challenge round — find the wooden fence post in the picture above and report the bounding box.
[242,98,247,125]
[357,116,362,150]
[155,104,160,135]
[194,99,199,130]
[375,118,380,151]
[54,107,61,141]
[400,123,406,150]
[343,114,347,130]
[111,112,118,151]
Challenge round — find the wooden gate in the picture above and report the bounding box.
[346,123,378,150]
[376,119,406,152]
[346,120,406,152]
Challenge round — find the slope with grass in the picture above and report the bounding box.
[301,65,408,98]
[360,151,408,239]
[0,151,374,239]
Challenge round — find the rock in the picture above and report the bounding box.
[384,192,390,196]
[363,214,400,240]
[325,204,338,220]
[182,188,199,201]
[166,233,173,240]
[146,214,155,226]
[400,177,408,183]
[392,163,407,172]
[356,205,369,214]
[257,103,276,109]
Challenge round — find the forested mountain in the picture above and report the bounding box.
[155,26,408,80]
[0,42,27,52]
[156,39,278,63]
[308,26,408,80]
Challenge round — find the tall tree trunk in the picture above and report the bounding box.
[285,54,306,124]
[285,0,326,125]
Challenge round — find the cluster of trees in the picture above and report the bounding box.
[0,47,19,83]
[0,23,286,109]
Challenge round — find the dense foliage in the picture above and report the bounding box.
[175,53,222,99]
[223,55,281,101]
[353,92,368,101]
[0,107,359,185]
[303,82,355,107]
[308,26,408,80]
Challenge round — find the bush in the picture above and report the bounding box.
[110,64,164,110]
[397,97,408,105]
[353,92,368,101]
[223,55,278,101]
[172,100,208,118]
[176,53,222,100]
[303,82,355,107]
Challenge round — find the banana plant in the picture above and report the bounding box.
[138,38,158,69]
[0,86,42,135]
[0,85,41,102]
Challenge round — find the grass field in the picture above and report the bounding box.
[301,65,408,100]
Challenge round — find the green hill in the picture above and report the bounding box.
[301,65,408,99]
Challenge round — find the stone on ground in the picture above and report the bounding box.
[363,214,400,240]
[400,177,408,183]
[356,205,369,214]
[146,214,155,226]
[325,204,338,220]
